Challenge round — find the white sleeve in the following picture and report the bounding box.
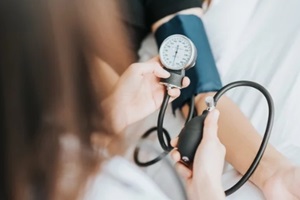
[83,156,172,200]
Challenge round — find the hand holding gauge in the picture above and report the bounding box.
[159,34,197,88]
[136,32,274,197]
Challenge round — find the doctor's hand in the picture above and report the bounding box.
[101,57,190,134]
[171,110,226,200]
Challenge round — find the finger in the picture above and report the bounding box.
[181,77,190,88]
[146,56,160,63]
[142,62,170,78]
[170,150,181,162]
[175,162,192,179]
[138,57,170,78]
[167,88,180,98]
[170,137,179,147]
[130,61,167,77]
[203,109,220,138]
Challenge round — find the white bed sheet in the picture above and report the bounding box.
[128,0,300,199]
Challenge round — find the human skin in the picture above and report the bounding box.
[171,109,226,200]
[94,3,300,199]
[100,58,225,200]
[153,7,300,200]
[101,57,190,134]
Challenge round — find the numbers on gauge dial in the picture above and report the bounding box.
[161,36,192,70]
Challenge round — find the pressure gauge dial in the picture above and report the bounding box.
[159,34,197,70]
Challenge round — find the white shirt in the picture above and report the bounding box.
[84,156,171,200]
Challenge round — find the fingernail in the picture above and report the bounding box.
[212,109,220,120]
[164,70,170,77]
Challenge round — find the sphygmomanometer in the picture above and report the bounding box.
[134,15,274,196]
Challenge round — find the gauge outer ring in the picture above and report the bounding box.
[159,34,197,70]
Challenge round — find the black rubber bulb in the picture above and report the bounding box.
[177,110,209,164]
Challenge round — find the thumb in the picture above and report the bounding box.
[203,109,220,139]
[139,61,170,78]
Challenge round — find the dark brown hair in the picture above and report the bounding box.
[0,0,110,199]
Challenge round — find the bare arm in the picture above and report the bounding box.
[151,7,292,192]
[191,93,291,189]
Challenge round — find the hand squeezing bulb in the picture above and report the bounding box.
[177,96,215,163]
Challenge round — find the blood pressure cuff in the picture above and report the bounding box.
[154,15,222,111]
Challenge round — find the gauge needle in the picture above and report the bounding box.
[172,45,179,66]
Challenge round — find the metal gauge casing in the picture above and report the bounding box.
[159,34,197,70]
